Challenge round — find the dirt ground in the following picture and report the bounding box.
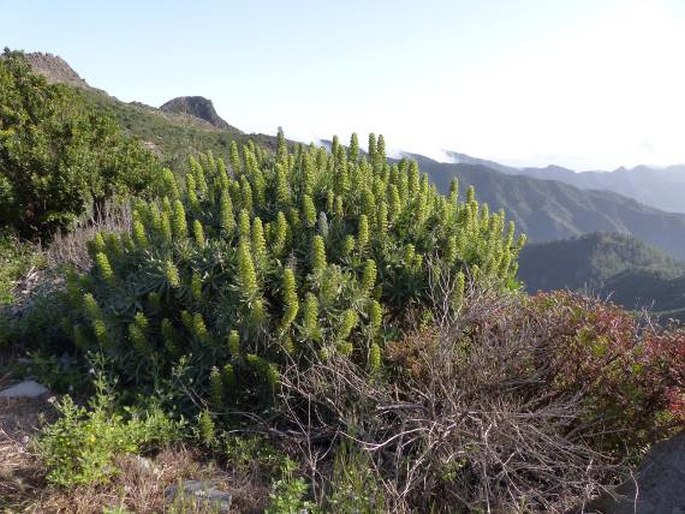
[0,394,55,512]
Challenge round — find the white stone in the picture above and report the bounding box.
[0,380,49,398]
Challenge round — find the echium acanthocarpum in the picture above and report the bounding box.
[281,268,299,330]
[361,259,377,296]
[220,191,235,234]
[302,194,317,228]
[311,235,327,276]
[237,241,258,300]
[357,214,369,254]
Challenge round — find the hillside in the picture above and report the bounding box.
[20,52,277,168]
[518,233,685,321]
[518,233,685,291]
[410,154,685,261]
[605,270,685,321]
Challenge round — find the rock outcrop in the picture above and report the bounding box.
[23,52,91,89]
[159,96,231,130]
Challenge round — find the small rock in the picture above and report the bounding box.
[123,454,161,478]
[165,479,232,513]
[580,430,685,514]
[0,380,49,399]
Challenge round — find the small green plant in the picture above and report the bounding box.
[326,443,386,513]
[102,506,135,514]
[265,458,315,514]
[36,364,182,486]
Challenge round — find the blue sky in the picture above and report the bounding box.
[4,0,685,170]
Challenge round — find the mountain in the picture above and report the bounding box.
[410,153,685,261]
[516,164,685,215]
[517,233,685,321]
[19,52,277,167]
[518,233,685,292]
[20,52,92,90]
[160,96,234,131]
[440,148,685,215]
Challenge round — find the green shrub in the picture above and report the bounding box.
[325,442,386,513]
[3,287,73,354]
[222,434,285,477]
[36,367,182,486]
[12,350,88,393]
[265,458,315,514]
[0,50,161,239]
[62,133,523,414]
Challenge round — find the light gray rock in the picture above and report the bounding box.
[165,480,232,513]
[0,380,49,398]
[581,430,685,513]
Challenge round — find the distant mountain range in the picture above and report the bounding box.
[518,233,685,321]
[442,151,685,215]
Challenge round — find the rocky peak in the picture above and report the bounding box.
[23,52,91,89]
[159,96,230,130]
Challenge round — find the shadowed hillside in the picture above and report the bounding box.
[518,233,685,321]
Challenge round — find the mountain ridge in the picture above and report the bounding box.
[413,147,685,214]
[21,52,92,90]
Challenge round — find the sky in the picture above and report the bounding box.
[3,0,685,170]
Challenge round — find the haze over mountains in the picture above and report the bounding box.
[443,152,685,215]
[19,51,685,319]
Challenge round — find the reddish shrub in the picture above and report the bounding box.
[527,291,684,451]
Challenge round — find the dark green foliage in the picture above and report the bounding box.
[518,232,685,321]
[519,232,685,292]
[64,134,523,413]
[0,50,161,238]
[604,270,685,322]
